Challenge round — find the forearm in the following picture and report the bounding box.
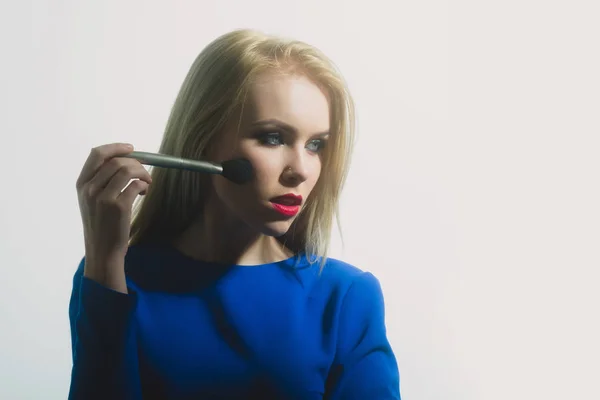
[69,268,141,399]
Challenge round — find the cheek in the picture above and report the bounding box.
[247,156,280,187]
[308,158,323,185]
[214,158,275,204]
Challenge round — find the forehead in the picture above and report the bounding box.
[241,73,330,132]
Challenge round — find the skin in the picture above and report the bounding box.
[76,72,330,294]
[77,143,152,294]
[174,72,331,266]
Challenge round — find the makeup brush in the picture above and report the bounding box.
[124,151,253,184]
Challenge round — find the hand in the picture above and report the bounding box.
[76,143,152,291]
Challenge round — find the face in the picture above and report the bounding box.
[207,72,330,237]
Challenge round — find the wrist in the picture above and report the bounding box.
[83,256,128,294]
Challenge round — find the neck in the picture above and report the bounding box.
[172,193,294,266]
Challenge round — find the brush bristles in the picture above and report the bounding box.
[221,158,254,184]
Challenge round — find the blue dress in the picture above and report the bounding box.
[68,244,401,399]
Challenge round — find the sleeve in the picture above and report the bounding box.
[326,272,401,400]
[68,258,142,400]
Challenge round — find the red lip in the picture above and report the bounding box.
[270,193,302,217]
[271,203,300,217]
[270,193,303,206]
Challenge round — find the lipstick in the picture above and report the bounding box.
[270,194,302,217]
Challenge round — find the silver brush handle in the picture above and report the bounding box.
[125,151,223,174]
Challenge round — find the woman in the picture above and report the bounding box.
[69,29,400,399]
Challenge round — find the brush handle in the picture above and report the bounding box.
[125,151,223,174]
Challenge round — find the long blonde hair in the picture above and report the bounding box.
[129,29,355,267]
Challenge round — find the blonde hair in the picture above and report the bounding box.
[129,29,355,268]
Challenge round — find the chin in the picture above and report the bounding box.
[258,220,294,237]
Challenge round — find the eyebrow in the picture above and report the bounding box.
[251,118,330,138]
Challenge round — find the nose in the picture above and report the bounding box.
[281,147,310,185]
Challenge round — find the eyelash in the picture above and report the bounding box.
[257,132,327,153]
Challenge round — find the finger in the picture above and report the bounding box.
[117,179,149,207]
[76,143,134,189]
[102,163,151,199]
[87,157,150,197]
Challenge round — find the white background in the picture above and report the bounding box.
[1,0,598,399]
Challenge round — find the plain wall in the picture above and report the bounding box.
[1,0,598,399]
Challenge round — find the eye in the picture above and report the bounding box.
[257,132,284,146]
[306,139,327,153]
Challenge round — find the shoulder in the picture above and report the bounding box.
[310,256,384,304]
[310,257,389,352]
[320,256,382,287]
